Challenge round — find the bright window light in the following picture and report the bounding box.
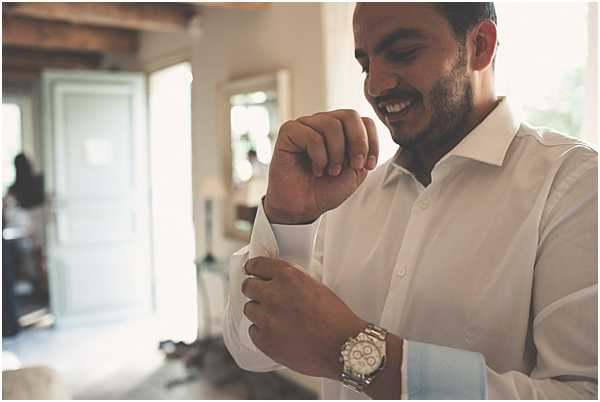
[2,103,22,193]
[495,3,589,140]
[149,62,197,343]
[230,93,276,184]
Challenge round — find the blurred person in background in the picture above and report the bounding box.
[3,153,48,301]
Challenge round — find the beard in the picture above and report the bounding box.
[392,48,474,149]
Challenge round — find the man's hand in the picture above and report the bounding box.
[241,256,367,379]
[265,110,379,224]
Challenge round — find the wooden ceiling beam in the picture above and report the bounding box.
[199,3,270,10]
[2,47,103,74]
[2,17,138,54]
[3,2,196,33]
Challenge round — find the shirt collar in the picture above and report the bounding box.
[382,96,520,188]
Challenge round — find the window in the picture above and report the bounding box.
[495,3,593,143]
[2,103,23,193]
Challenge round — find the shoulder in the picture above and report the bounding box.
[512,123,596,166]
[511,124,597,219]
[502,123,596,190]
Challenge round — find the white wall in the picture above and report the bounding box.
[139,4,328,260]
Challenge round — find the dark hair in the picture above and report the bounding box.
[10,153,45,209]
[432,3,498,67]
[433,3,497,41]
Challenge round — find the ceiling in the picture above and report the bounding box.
[2,2,269,79]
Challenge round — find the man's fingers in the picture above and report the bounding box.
[278,110,373,176]
[248,323,261,344]
[297,114,345,177]
[243,300,265,325]
[241,276,269,301]
[362,117,379,170]
[244,256,280,280]
[279,120,328,177]
[328,109,369,170]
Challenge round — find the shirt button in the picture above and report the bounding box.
[398,266,407,277]
[419,199,430,210]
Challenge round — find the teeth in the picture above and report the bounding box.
[384,100,412,114]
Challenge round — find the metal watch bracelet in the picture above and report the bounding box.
[340,324,388,393]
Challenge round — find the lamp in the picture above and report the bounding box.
[199,176,226,264]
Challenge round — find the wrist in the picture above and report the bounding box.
[263,195,320,225]
[363,335,403,399]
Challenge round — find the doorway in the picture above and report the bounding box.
[2,95,50,336]
[148,61,197,342]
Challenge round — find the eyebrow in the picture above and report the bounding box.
[355,28,426,59]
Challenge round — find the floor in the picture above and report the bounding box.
[2,316,318,399]
[3,317,163,398]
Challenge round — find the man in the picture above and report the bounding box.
[223,3,597,399]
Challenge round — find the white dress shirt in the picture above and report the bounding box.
[223,97,598,399]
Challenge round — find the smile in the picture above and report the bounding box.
[377,97,419,121]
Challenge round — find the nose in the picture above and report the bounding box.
[366,63,397,98]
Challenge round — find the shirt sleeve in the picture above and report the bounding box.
[222,198,321,372]
[401,151,597,400]
[486,151,598,399]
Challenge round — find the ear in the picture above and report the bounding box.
[469,19,498,71]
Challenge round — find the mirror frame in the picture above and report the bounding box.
[219,69,291,242]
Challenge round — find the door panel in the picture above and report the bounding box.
[42,70,153,327]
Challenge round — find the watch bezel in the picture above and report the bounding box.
[340,324,388,392]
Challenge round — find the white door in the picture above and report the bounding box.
[42,70,154,327]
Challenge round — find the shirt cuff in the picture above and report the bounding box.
[248,198,321,268]
[271,219,321,271]
[248,198,280,259]
[405,340,488,399]
[240,198,320,352]
[240,200,279,353]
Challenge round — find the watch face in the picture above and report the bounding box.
[348,340,382,375]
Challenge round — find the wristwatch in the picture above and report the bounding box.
[339,323,388,392]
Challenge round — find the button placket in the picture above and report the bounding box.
[381,185,433,328]
[384,221,419,321]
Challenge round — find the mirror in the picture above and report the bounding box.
[220,70,291,241]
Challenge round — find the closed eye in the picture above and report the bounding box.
[358,47,422,74]
[387,48,420,63]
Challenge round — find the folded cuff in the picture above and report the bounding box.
[406,340,488,400]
